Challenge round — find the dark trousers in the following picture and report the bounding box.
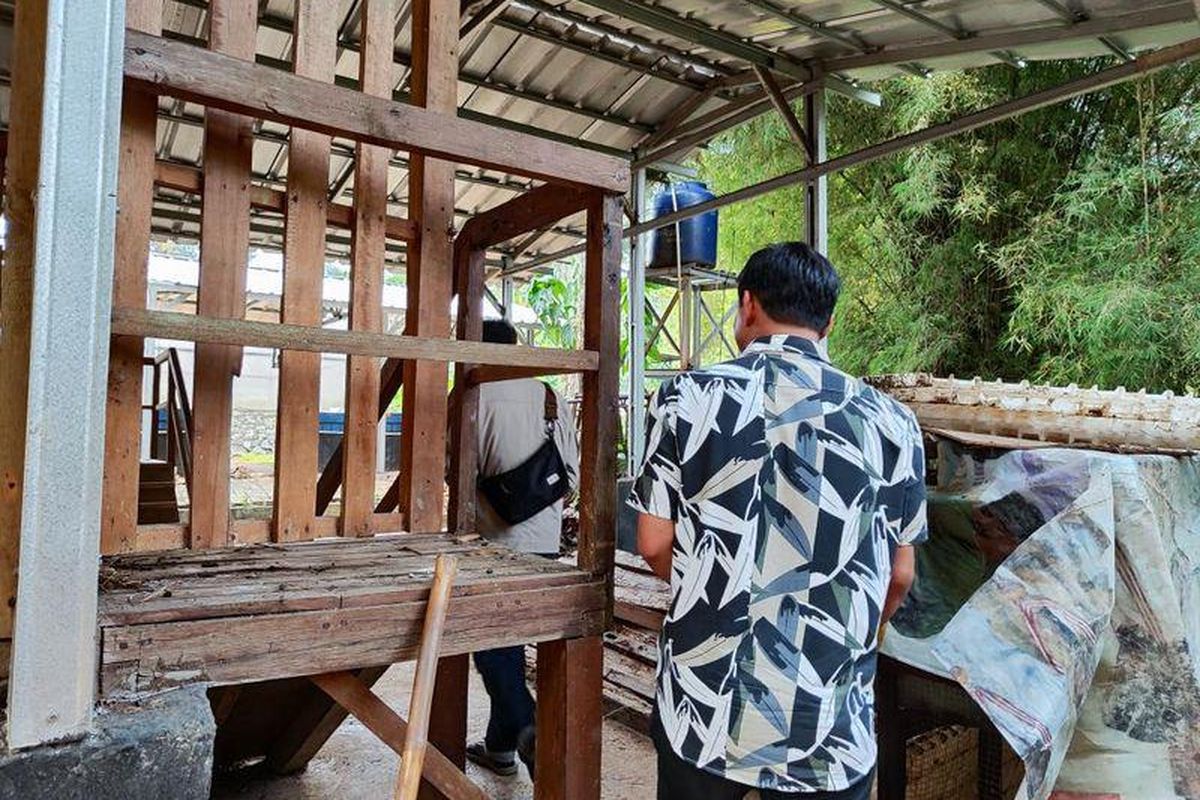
[652,710,874,800]
[473,646,535,752]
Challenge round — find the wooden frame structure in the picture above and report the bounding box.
[2,0,623,796]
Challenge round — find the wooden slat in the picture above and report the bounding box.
[152,160,417,241]
[400,0,460,534]
[190,0,256,549]
[578,193,622,613]
[342,0,393,538]
[421,654,470,800]
[447,247,484,534]
[101,0,164,556]
[99,581,606,695]
[123,30,629,193]
[535,636,603,800]
[273,0,338,542]
[315,357,405,516]
[0,0,54,638]
[112,309,599,371]
[310,670,486,800]
[266,666,387,774]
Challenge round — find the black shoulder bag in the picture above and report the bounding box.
[477,384,570,525]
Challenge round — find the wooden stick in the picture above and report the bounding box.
[395,554,459,800]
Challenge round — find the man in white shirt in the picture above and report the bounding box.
[466,319,579,779]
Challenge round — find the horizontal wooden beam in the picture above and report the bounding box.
[467,364,587,385]
[153,160,418,241]
[112,308,600,372]
[458,184,595,252]
[125,31,628,193]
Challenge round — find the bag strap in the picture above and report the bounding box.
[543,383,558,426]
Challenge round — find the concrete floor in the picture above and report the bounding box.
[211,661,657,800]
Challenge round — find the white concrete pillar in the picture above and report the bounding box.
[6,0,127,749]
[627,168,647,473]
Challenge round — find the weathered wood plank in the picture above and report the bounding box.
[421,654,470,800]
[112,309,599,371]
[578,194,622,614]
[535,636,603,800]
[99,581,606,695]
[273,0,338,542]
[447,247,484,534]
[456,183,592,252]
[342,0,394,538]
[123,30,629,192]
[265,666,387,774]
[190,0,256,549]
[309,669,485,800]
[400,0,460,535]
[101,0,164,556]
[0,0,55,637]
[152,160,418,241]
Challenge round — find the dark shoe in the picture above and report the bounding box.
[466,741,518,777]
[516,725,536,780]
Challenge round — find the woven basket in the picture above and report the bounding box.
[905,725,980,800]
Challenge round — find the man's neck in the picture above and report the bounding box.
[743,325,823,348]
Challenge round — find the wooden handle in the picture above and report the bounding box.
[394,554,459,800]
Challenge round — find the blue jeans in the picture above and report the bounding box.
[473,646,535,752]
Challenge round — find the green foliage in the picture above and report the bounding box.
[696,60,1200,392]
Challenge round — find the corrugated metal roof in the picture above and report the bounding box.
[1,0,1196,269]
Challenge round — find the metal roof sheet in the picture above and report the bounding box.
[1,0,1196,268]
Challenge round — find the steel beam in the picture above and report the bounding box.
[6,0,125,748]
[627,168,647,473]
[804,90,828,255]
[520,37,1200,270]
[821,5,1196,73]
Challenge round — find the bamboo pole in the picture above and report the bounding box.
[394,553,459,800]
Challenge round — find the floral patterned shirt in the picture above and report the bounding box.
[629,335,928,792]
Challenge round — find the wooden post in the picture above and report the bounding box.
[535,636,604,800]
[399,0,459,532]
[273,0,338,541]
[579,193,622,603]
[341,0,394,537]
[446,245,484,534]
[0,0,47,643]
[190,0,256,548]
[100,0,163,555]
[395,554,458,800]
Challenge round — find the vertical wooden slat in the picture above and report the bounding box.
[579,193,622,608]
[0,0,51,639]
[446,245,483,534]
[190,0,256,549]
[341,0,394,537]
[399,0,459,533]
[100,0,163,555]
[272,0,338,542]
[535,636,604,800]
[418,654,469,800]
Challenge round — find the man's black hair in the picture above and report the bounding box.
[482,318,519,345]
[737,242,840,331]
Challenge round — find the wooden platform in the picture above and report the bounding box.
[97,533,605,698]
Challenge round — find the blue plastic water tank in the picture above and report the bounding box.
[649,181,718,269]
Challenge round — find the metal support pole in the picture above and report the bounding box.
[501,277,515,323]
[627,168,647,473]
[805,89,828,255]
[6,0,126,749]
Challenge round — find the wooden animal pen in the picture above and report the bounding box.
[2,0,622,797]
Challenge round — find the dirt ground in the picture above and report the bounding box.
[211,661,657,800]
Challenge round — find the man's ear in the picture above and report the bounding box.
[740,290,759,327]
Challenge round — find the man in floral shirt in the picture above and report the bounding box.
[629,242,926,799]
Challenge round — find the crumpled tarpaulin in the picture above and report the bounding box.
[882,442,1200,800]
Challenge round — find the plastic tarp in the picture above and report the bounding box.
[882,442,1200,800]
